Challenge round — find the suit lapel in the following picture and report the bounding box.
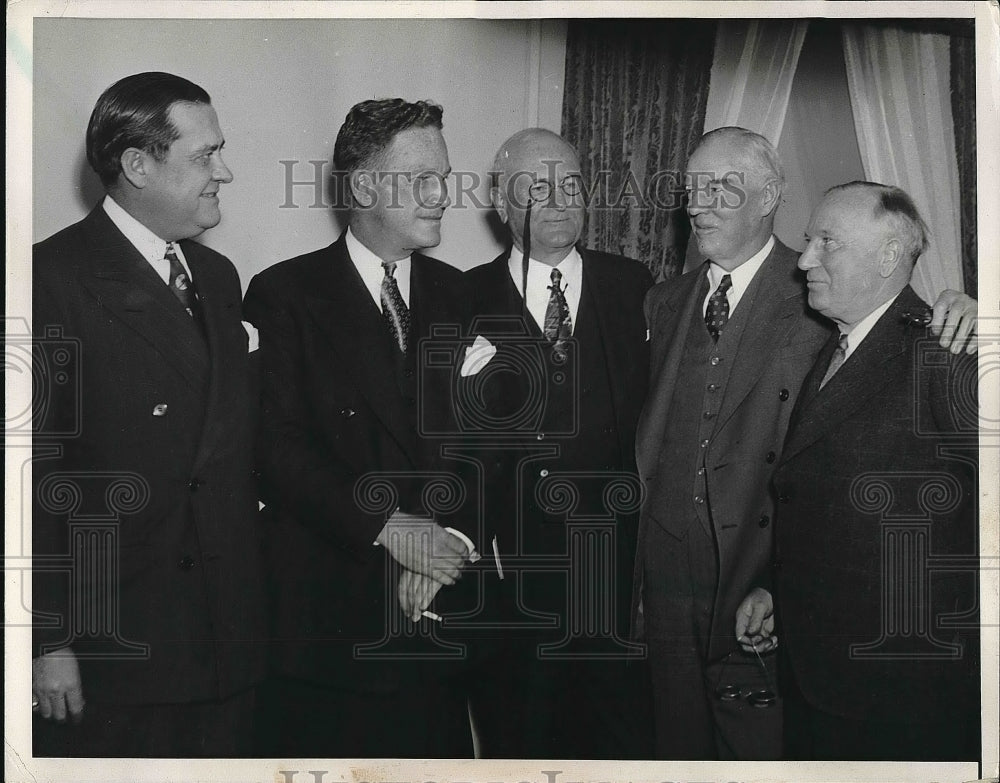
[304,236,419,461]
[781,290,917,463]
[79,207,210,390]
[635,269,705,478]
[713,244,807,431]
[580,250,632,463]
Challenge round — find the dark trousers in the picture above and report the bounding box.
[468,634,653,759]
[254,674,473,758]
[783,679,979,761]
[645,521,782,760]
[33,687,256,757]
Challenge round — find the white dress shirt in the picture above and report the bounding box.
[103,195,193,283]
[507,246,583,335]
[702,235,775,317]
[838,292,900,361]
[345,227,411,311]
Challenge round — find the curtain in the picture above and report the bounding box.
[950,34,977,297]
[561,20,715,281]
[702,19,809,144]
[842,24,965,301]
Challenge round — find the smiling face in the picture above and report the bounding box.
[136,101,233,241]
[493,130,585,266]
[685,133,779,270]
[799,188,901,327]
[351,125,451,262]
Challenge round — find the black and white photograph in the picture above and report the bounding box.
[5,2,998,782]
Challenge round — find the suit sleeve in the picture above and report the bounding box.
[243,275,387,561]
[31,253,76,656]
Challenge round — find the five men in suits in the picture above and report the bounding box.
[767,182,979,760]
[31,72,265,756]
[244,99,478,758]
[464,128,654,758]
[634,126,977,760]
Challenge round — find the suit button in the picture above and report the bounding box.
[340,407,356,418]
[779,388,790,401]
[758,514,770,528]
[536,433,545,440]
[703,411,715,419]
[778,492,790,504]
[707,383,719,392]
[694,495,705,504]
[773,558,783,571]
[178,556,196,571]
[540,469,549,478]
[700,439,709,448]
[404,368,414,378]
[188,478,202,491]
[697,467,705,476]
[765,451,776,463]
[152,403,168,417]
[710,357,721,366]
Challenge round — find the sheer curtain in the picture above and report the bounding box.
[702,19,809,143]
[842,24,965,300]
[562,20,715,281]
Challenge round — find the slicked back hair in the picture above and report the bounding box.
[828,180,930,264]
[333,98,444,175]
[86,71,211,187]
[697,126,785,192]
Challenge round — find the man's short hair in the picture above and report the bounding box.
[333,99,443,174]
[86,72,211,187]
[697,126,785,191]
[828,180,930,263]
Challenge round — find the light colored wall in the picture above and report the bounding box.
[33,18,568,283]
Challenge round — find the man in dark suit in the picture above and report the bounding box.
[463,128,654,758]
[31,72,264,757]
[635,126,977,760]
[759,182,979,760]
[244,99,478,758]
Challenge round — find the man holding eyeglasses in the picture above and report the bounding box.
[462,128,654,758]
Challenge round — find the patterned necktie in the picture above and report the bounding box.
[543,268,572,351]
[164,242,198,317]
[381,261,410,353]
[705,273,732,342]
[819,332,849,389]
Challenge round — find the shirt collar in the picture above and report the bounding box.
[707,235,775,297]
[507,245,583,297]
[839,292,901,359]
[345,226,411,274]
[102,194,170,264]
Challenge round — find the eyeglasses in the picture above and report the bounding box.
[712,641,778,708]
[527,176,584,202]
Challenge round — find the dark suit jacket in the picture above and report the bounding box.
[32,205,265,706]
[464,247,652,633]
[634,239,830,661]
[774,285,979,723]
[243,233,476,692]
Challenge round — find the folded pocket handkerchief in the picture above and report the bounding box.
[460,334,497,377]
[242,321,259,353]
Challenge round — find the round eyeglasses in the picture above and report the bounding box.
[527,177,583,202]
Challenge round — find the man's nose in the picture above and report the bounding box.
[798,242,818,269]
[213,155,234,183]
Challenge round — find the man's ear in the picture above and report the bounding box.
[878,236,903,278]
[119,148,148,189]
[490,186,509,225]
[759,177,781,217]
[349,170,377,208]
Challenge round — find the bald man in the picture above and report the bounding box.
[463,128,653,758]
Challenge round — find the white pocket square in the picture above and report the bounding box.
[242,321,259,353]
[460,335,497,377]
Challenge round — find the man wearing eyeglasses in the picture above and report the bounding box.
[462,128,654,758]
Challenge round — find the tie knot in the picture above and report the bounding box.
[382,261,398,278]
[837,332,849,352]
[550,267,563,285]
[716,274,732,295]
[164,242,179,260]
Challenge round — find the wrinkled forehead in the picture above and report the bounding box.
[685,136,761,182]
[813,189,880,232]
[502,139,581,182]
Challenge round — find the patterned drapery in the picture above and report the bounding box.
[561,20,716,281]
[950,34,977,297]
